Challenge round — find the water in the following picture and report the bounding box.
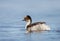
[0,26,60,41]
[0,0,60,41]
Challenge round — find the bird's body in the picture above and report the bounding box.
[23,15,50,33]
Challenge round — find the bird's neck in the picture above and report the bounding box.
[25,20,32,29]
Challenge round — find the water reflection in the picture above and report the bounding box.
[0,26,60,41]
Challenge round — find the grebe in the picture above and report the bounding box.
[23,15,50,33]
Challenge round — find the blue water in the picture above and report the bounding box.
[0,26,60,41]
[0,0,60,41]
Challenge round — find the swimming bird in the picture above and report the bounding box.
[23,15,50,33]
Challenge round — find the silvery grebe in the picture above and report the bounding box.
[23,15,50,33]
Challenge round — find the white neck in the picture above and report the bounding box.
[25,20,31,29]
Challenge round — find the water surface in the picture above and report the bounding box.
[0,0,60,41]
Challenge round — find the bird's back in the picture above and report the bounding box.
[27,22,50,31]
